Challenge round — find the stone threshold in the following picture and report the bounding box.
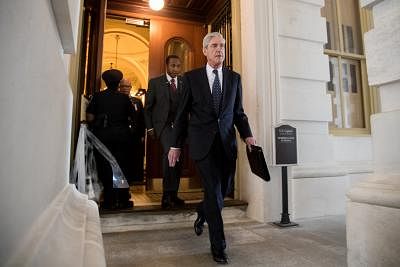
[99,199,247,214]
[100,200,250,233]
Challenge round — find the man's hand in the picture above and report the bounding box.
[245,136,256,151]
[168,148,181,167]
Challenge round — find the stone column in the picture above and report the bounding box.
[238,0,354,221]
[347,0,400,266]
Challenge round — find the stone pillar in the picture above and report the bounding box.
[238,0,281,222]
[238,0,351,221]
[347,0,400,266]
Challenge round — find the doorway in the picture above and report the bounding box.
[79,0,233,208]
[100,14,204,206]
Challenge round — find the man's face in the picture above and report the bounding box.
[203,36,225,68]
[166,58,181,78]
[119,80,132,95]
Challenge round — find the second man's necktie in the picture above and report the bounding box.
[212,69,222,115]
[170,78,177,93]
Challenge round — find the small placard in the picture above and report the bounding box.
[274,125,297,165]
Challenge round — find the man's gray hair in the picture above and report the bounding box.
[203,32,226,48]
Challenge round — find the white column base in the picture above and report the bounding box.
[6,184,105,267]
[347,176,400,267]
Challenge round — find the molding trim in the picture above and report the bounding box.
[347,175,400,208]
[291,164,347,178]
[360,0,385,8]
[50,0,76,54]
[291,161,373,179]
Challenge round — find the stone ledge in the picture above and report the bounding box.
[291,161,373,179]
[6,184,105,267]
[347,175,400,209]
[291,164,346,178]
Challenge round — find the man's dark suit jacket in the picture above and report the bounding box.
[172,67,252,161]
[144,74,183,138]
[129,96,146,139]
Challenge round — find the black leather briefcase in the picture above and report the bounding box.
[246,145,270,182]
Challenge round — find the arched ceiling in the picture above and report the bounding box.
[101,19,150,92]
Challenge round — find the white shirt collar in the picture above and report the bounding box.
[206,64,223,93]
[206,64,222,75]
[166,73,176,83]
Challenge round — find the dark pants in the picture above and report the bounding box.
[159,125,182,194]
[195,134,236,251]
[94,129,131,207]
[124,133,144,184]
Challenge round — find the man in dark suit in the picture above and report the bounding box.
[144,55,185,209]
[168,32,256,264]
[120,78,146,184]
[86,69,134,209]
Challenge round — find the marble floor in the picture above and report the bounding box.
[102,215,347,266]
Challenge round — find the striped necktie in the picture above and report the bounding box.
[170,78,177,93]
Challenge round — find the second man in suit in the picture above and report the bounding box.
[144,55,185,209]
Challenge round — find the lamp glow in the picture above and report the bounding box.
[149,0,164,11]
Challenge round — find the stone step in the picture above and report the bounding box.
[100,200,250,233]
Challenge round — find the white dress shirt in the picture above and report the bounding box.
[166,73,177,86]
[206,64,223,94]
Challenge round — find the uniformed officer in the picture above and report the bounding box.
[86,69,135,209]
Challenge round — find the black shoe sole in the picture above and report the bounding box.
[212,252,228,264]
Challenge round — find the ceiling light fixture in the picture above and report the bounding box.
[149,0,164,11]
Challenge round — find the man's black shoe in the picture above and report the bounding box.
[194,214,205,236]
[222,239,226,250]
[211,249,228,264]
[171,195,185,207]
[117,201,133,209]
[101,201,116,210]
[161,195,171,209]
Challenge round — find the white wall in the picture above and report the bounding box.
[0,0,80,264]
[239,0,373,221]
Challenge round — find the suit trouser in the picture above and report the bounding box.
[124,132,144,184]
[195,134,236,251]
[160,125,182,194]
